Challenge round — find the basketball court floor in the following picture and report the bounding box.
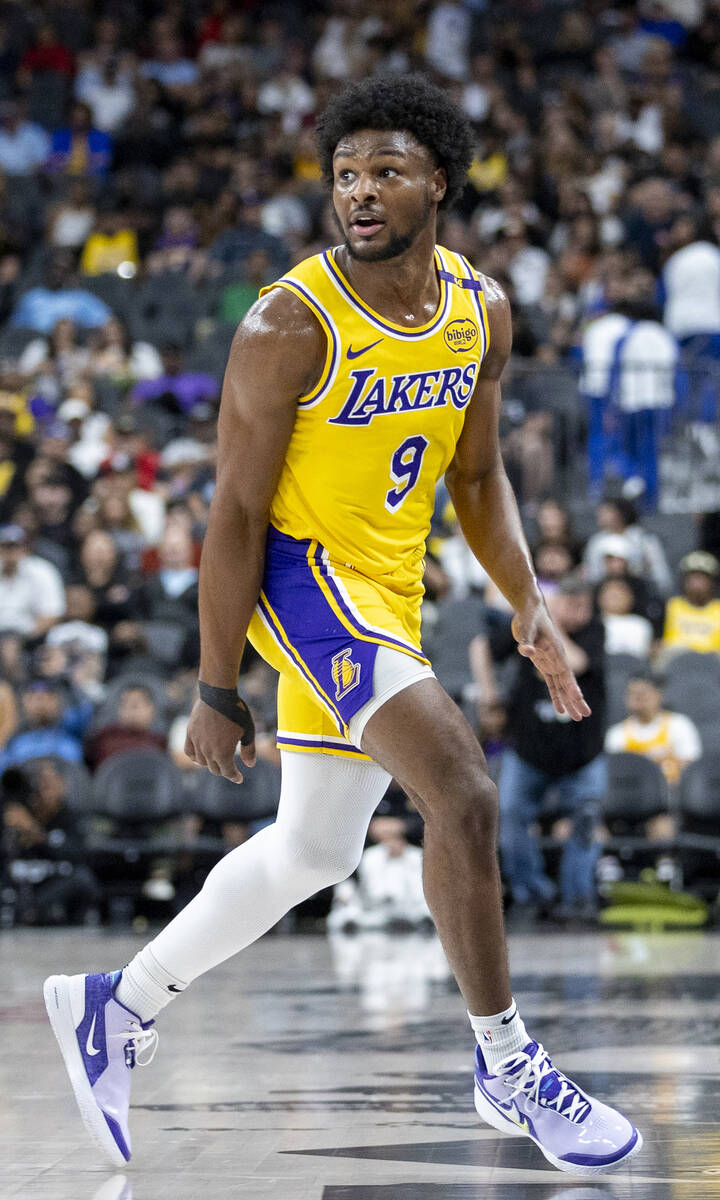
[4,926,720,1199]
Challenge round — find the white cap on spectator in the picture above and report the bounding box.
[58,399,90,422]
[161,439,207,468]
[597,533,633,562]
[46,621,108,655]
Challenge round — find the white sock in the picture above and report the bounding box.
[468,998,529,1072]
[115,946,188,1024]
[114,751,390,1022]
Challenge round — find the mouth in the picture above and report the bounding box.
[350,212,386,238]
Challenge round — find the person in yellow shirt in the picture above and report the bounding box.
[80,206,138,277]
[605,672,702,786]
[663,551,720,656]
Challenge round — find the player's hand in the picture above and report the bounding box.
[511,598,591,722]
[185,694,256,783]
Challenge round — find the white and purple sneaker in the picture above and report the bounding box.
[474,1039,642,1175]
[44,971,158,1165]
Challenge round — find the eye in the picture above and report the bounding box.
[337,168,354,182]
[380,167,398,177]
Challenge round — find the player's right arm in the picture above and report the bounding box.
[185,288,326,782]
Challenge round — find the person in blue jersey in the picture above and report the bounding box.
[44,75,641,1176]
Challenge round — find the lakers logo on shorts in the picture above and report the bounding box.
[331,647,361,700]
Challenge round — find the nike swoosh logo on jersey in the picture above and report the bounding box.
[167,984,184,993]
[86,1013,101,1056]
[347,338,384,359]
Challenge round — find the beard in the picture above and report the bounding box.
[334,193,433,262]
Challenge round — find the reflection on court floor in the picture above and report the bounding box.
[4,927,720,1199]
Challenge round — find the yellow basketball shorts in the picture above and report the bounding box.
[247,525,431,760]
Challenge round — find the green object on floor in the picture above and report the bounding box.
[606,881,707,911]
[600,903,708,929]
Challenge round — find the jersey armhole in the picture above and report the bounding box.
[259,279,340,408]
[457,253,491,360]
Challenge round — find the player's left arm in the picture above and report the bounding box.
[445,278,590,721]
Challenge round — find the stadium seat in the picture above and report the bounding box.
[21,755,93,816]
[194,758,280,825]
[90,672,169,733]
[601,752,672,866]
[664,652,720,751]
[430,595,485,701]
[676,755,720,896]
[604,652,648,727]
[141,620,187,667]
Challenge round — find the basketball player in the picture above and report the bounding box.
[44,75,641,1175]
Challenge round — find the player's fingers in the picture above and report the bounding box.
[184,733,197,762]
[239,739,256,768]
[546,676,567,716]
[218,756,244,784]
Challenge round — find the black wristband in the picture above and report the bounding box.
[198,682,256,745]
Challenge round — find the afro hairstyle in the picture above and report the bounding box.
[316,74,474,211]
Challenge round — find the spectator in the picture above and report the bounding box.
[662,213,720,358]
[48,102,112,178]
[598,577,654,658]
[328,814,431,934]
[140,524,198,627]
[605,671,701,786]
[85,684,166,770]
[533,540,574,597]
[75,57,135,135]
[493,577,606,917]
[0,100,49,175]
[18,317,90,389]
[72,528,139,633]
[0,680,82,770]
[18,22,75,81]
[130,343,219,418]
[87,317,162,383]
[0,523,65,637]
[583,498,673,595]
[217,248,272,325]
[139,32,199,90]
[662,551,720,656]
[80,205,138,276]
[2,759,100,924]
[46,180,96,251]
[10,250,112,333]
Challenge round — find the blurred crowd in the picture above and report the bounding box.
[2,0,720,928]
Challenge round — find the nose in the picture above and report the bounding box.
[350,171,379,204]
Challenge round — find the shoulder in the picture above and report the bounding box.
[232,285,326,359]
[474,271,511,378]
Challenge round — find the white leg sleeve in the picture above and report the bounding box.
[139,751,391,984]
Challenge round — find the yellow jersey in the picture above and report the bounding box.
[260,244,489,600]
[663,596,720,654]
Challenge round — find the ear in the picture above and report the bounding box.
[430,166,447,206]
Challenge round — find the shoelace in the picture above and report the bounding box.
[110,1022,159,1068]
[496,1044,590,1124]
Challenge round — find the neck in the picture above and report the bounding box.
[337,221,439,324]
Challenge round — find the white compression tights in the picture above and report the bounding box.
[117,751,391,1017]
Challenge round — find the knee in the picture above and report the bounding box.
[427,770,499,842]
[284,827,363,889]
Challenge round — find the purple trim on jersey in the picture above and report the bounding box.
[256,590,347,733]
[561,1127,640,1167]
[309,540,429,664]
[322,249,451,338]
[276,733,365,755]
[458,253,488,358]
[436,269,484,291]
[276,277,339,406]
[260,526,381,727]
